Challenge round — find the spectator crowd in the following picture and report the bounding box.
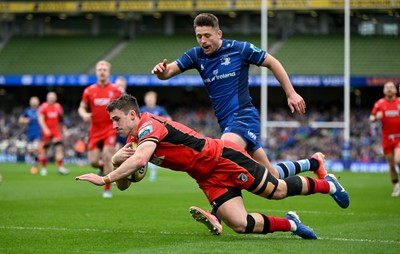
[0,104,384,164]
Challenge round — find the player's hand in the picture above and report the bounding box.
[151,59,167,74]
[43,127,51,136]
[287,92,306,114]
[376,111,383,120]
[82,112,92,123]
[112,143,135,167]
[75,173,104,186]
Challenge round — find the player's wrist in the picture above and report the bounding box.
[102,175,111,185]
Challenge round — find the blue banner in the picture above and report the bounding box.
[0,74,399,87]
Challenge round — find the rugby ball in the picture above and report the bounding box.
[127,142,148,182]
[127,164,148,182]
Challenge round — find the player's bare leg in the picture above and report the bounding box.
[102,145,116,198]
[55,143,69,175]
[215,196,317,239]
[385,152,400,197]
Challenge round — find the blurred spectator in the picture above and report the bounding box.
[0,104,388,164]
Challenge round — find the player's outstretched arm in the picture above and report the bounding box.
[151,59,181,80]
[262,54,306,114]
[76,173,104,186]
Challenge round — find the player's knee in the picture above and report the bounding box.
[229,215,255,234]
[226,217,248,234]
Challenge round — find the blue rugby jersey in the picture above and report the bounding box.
[22,107,41,140]
[140,105,169,117]
[175,39,266,129]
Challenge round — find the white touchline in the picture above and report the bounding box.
[0,225,399,244]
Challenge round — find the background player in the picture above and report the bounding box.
[139,91,172,182]
[115,76,128,150]
[152,12,326,232]
[78,60,122,198]
[37,92,69,176]
[369,81,400,197]
[18,96,41,174]
[76,94,349,239]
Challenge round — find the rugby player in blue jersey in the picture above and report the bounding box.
[140,91,172,182]
[152,13,329,235]
[19,96,42,174]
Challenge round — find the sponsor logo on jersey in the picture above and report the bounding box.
[138,125,153,139]
[108,136,116,144]
[94,98,111,106]
[221,55,230,66]
[250,43,262,53]
[203,71,236,84]
[238,173,248,183]
[47,111,59,118]
[108,91,114,98]
[385,110,399,117]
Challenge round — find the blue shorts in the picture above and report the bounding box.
[221,107,261,152]
[117,134,128,145]
[27,133,41,142]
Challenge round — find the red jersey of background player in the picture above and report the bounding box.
[127,112,250,181]
[82,83,122,134]
[39,102,63,141]
[371,97,400,138]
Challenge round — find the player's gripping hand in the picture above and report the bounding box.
[112,142,135,167]
[151,59,167,75]
[75,173,104,186]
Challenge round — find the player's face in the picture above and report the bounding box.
[47,92,57,104]
[116,79,127,91]
[30,97,39,108]
[144,94,156,107]
[195,26,222,55]
[383,82,397,98]
[109,109,136,137]
[96,63,110,83]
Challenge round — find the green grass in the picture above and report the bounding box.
[0,163,399,253]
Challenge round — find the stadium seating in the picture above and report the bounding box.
[0,35,121,74]
[0,34,398,75]
[272,34,399,75]
[110,34,267,74]
[111,34,197,74]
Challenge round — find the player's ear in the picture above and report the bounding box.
[129,110,136,120]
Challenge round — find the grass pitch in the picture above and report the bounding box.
[0,163,399,254]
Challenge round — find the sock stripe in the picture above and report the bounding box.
[276,163,288,178]
[306,177,315,194]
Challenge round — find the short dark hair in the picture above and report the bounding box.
[194,13,219,30]
[106,94,140,116]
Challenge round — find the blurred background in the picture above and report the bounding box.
[0,0,399,172]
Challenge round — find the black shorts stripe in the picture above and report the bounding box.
[211,187,242,211]
[221,146,264,192]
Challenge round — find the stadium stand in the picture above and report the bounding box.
[272,34,400,75]
[111,34,198,74]
[1,33,397,75]
[0,35,121,74]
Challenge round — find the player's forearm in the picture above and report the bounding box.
[77,107,87,118]
[108,155,147,183]
[266,57,296,97]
